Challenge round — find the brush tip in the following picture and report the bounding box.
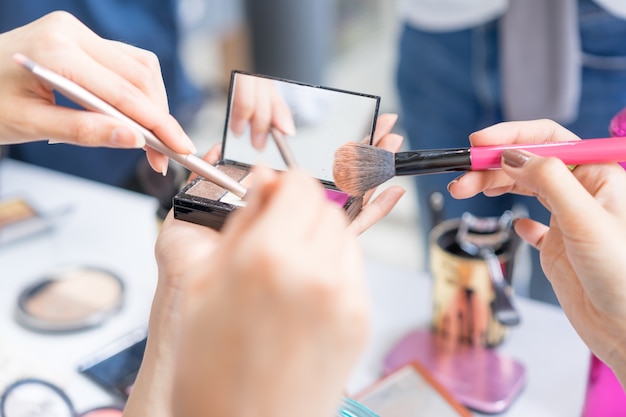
[332,142,395,196]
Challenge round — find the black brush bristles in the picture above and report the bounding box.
[333,142,395,196]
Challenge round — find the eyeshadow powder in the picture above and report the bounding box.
[186,164,249,200]
[16,267,124,332]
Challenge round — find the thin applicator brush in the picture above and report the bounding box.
[333,139,626,195]
[270,127,298,168]
[14,53,248,198]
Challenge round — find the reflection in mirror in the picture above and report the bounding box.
[222,71,380,182]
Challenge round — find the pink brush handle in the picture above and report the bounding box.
[470,137,626,170]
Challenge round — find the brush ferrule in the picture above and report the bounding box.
[394,148,471,175]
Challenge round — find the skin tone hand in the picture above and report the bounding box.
[124,114,402,417]
[170,167,368,417]
[229,72,296,150]
[0,11,196,174]
[127,168,368,417]
[448,119,626,388]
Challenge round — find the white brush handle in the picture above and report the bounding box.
[15,54,247,198]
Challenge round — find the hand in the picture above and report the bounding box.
[124,147,223,417]
[229,72,296,150]
[449,120,626,386]
[185,112,405,236]
[164,168,368,417]
[347,113,405,235]
[0,11,195,174]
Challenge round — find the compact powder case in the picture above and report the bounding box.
[15,266,124,333]
[0,378,75,417]
[173,70,380,230]
[0,378,124,417]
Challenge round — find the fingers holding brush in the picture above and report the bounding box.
[348,113,406,235]
[448,120,583,200]
[0,11,196,177]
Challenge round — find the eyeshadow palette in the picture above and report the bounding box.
[173,70,379,230]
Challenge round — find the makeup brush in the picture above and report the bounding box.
[270,127,298,168]
[14,53,247,198]
[333,138,626,195]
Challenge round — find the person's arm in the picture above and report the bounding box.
[124,167,369,417]
[0,11,195,174]
[449,119,626,388]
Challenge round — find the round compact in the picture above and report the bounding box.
[0,378,74,417]
[15,266,124,332]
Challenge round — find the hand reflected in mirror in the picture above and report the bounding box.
[229,72,296,151]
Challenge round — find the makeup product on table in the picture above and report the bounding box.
[333,137,626,195]
[174,71,380,230]
[383,329,526,414]
[0,379,75,417]
[429,212,520,347]
[13,54,246,198]
[456,211,520,327]
[0,378,123,417]
[355,362,472,417]
[0,197,70,245]
[78,327,147,400]
[15,266,124,333]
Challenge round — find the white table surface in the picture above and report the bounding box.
[0,158,590,416]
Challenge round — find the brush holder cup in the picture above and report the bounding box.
[429,212,521,348]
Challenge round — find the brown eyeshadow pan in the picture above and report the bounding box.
[185,164,249,200]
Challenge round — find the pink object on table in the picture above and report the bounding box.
[582,108,626,416]
[581,354,626,417]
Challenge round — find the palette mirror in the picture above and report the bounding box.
[174,70,381,230]
[222,71,380,180]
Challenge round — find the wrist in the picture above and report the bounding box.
[123,277,182,417]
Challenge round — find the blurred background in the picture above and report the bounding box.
[178,0,424,272]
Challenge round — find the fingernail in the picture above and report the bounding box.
[281,119,296,136]
[447,175,463,191]
[230,119,247,136]
[161,160,169,177]
[253,133,267,149]
[502,149,530,168]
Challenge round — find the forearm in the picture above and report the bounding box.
[123,280,182,417]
